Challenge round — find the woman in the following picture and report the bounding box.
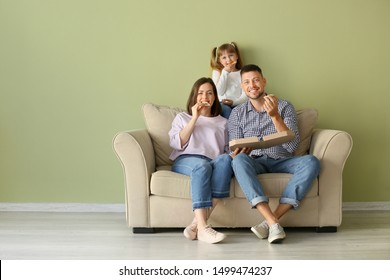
[169,77,233,244]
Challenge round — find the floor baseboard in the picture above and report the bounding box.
[342,201,390,211]
[0,203,125,212]
[0,202,389,212]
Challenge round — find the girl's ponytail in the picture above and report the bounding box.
[210,47,219,71]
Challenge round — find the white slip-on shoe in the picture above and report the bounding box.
[268,223,286,243]
[251,220,269,239]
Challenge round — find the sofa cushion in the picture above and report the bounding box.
[150,170,235,199]
[143,103,184,166]
[150,170,318,199]
[150,170,191,199]
[294,108,318,156]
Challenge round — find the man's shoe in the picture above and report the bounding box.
[251,220,269,239]
[183,223,197,240]
[197,225,226,244]
[268,223,286,243]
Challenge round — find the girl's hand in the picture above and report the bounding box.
[222,99,233,106]
[224,60,236,73]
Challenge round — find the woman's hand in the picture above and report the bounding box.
[191,101,211,119]
[191,103,201,119]
[181,102,207,147]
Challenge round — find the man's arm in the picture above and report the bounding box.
[264,95,289,132]
[279,101,300,153]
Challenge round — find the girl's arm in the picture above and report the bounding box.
[212,70,228,99]
[232,89,248,106]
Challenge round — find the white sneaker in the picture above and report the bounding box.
[197,225,226,244]
[251,220,269,239]
[268,223,286,243]
[183,223,197,240]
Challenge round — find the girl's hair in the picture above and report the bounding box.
[186,77,222,117]
[210,41,243,72]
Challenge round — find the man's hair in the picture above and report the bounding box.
[240,64,263,77]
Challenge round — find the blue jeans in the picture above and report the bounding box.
[221,103,232,119]
[172,154,233,210]
[232,154,320,209]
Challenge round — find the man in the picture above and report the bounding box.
[228,64,320,243]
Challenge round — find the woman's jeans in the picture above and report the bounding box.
[172,154,233,210]
[232,154,320,209]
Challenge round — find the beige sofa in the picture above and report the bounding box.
[113,103,353,233]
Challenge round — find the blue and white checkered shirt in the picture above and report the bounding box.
[228,99,300,159]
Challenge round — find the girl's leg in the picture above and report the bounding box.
[220,103,232,119]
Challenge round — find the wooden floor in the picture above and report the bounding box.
[1,210,389,260]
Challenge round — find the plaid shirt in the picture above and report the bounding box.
[228,99,300,159]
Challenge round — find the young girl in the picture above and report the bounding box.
[168,77,233,244]
[210,42,247,118]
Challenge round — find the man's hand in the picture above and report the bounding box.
[231,147,253,158]
[263,95,278,117]
[263,94,290,132]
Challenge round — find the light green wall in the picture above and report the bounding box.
[0,0,389,203]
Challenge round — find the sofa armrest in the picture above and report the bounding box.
[310,128,353,226]
[113,129,155,227]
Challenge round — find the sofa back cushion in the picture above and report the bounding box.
[143,103,184,166]
[294,108,318,156]
[143,103,317,166]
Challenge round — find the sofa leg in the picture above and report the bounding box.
[132,227,155,234]
[316,226,337,233]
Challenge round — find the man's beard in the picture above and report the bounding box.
[248,90,265,100]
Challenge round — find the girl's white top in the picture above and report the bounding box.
[212,69,248,106]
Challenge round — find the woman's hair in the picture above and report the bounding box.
[186,77,222,117]
[210,41,244,72]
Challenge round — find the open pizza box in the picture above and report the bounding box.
[229,130,295,150]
